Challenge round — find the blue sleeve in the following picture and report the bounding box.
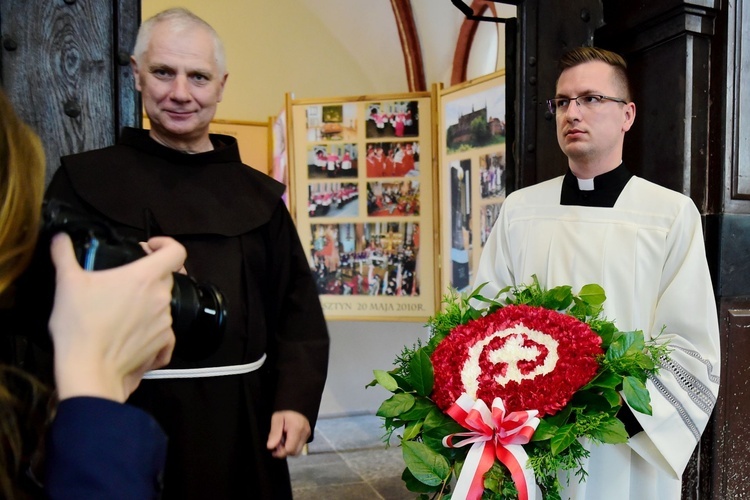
[45,397,167,499]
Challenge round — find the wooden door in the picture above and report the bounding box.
[0,0,140,183]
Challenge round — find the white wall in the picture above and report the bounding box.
[321,321,429,417]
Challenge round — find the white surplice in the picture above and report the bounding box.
[474,175,721,500]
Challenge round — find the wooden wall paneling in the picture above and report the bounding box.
[513,0,539,190]
[526,0,604,188]
[723,0,750,211]
[115,0,141,133]
[597,2,718,211]
[709,214,750,298]
[504,18,517,194]
[0,0,139,183]
[711,302,750,499]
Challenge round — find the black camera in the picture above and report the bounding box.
[41,199,227,360]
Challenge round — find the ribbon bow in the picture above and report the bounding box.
[443,393,540,500]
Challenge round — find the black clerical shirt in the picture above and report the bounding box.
[560,163,633,208]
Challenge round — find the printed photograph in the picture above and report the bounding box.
[365,101,419,139]
[364,141,419,178]
[308,182,359,218]
[272,109,289,207]
[310,222,420,296]
[366,180,420,217]
[479,150,506,199]
[479,202,503,247]
[307,143,358,179]
[305,103,358,142]
[444,83,506,154]
[449,159,472,292]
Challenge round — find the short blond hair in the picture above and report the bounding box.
[558,46,632,101]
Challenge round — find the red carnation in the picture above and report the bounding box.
[431,304,603,416]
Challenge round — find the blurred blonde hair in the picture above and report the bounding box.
[0,89,45,297]
[0,365,52,499]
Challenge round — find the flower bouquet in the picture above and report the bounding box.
[368,276,670,500]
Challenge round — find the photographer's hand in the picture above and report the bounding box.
[49,233,187,402]
[140,240,188,275]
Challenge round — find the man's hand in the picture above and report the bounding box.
[266,410,311,458]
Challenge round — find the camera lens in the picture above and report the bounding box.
[40,201,230,361]
[170,273,227,360]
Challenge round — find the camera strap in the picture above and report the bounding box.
[141,353,266,379]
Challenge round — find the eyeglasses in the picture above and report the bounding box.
[546,94,628,114]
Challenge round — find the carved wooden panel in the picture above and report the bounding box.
[0,0,139,183]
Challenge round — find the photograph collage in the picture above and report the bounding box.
[440,73,508,294]
[291,95,436,320]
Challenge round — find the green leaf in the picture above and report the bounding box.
[401,467,440,493]
[600,388,622,408]
[376,393,416,418]
[391,372,415,392]
[402,441,451,486]
[403,420,423,441]
[578,283,606,306]
[571,390,614,413]
[467,281,492,300]
[400,397,437,421]
[422,409,465,451]
[606,331,644,361]
[531,418,558,441]
[584,369,622,390]
[594,322,617,348]
[407,349,434,397]
[624,332,645,354]
[467,308,483,321]
[543,285,573,310]
[569,296,588,318]
[623,376,652,415]
[590,416,629,444]
[631,351,655,373]
[550,423,578,455]
[464,282,504,310]
[373,369,399,392]
[544,405,573,428]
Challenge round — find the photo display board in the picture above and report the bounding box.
[437,71,508,294]
[289,92,438,321]
[271,104,290,208]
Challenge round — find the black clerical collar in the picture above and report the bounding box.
[560,164,633,207]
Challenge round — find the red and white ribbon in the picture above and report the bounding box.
[443,393,540,500]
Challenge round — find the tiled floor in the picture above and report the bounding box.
[289,414,413,499]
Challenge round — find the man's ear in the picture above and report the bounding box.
[622,101,636,133]
[130,56,142,92]
[216,72,229,102]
